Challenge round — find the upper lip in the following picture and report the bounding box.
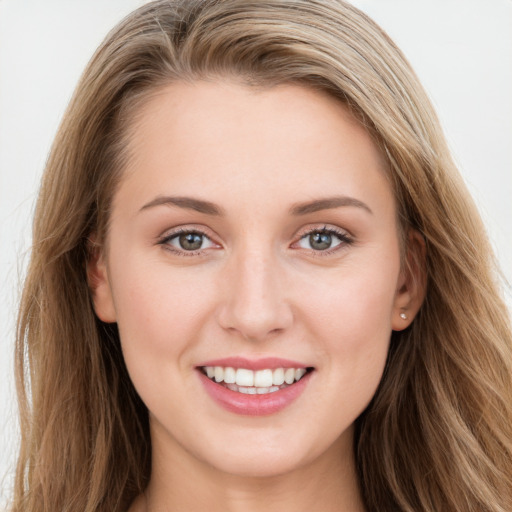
[195,356,312,371]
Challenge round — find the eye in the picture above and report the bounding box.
[160,230,216,253]
[296,227,351,252]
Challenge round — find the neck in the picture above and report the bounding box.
[130,423,366,512]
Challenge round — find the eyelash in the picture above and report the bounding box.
[157,225,354,257]
[158,228,217,257]
[294,226,354,255]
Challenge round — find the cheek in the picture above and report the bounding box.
[108,252,218,376]
[297,252,400,386]
[303,259,398,333]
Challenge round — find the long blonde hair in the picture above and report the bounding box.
[13,1,512,511]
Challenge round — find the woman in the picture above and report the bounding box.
[12,1,512,511]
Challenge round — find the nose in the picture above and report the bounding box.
[216,247,293,341]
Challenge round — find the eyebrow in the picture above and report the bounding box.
[140,196,224,215]
[139,194,372,216]
[290,196,373,216]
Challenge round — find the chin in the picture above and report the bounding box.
[205,450,310,479]
[189,427,341,479]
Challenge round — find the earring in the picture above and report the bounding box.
[399,312,407,320]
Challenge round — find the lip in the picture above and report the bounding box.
[195,356,309,371]
[197,367,313,416]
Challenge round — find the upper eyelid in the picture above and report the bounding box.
[290,225,354,253]
[293,224,353,240]
[156,224,353,247]
[158,224,216,240]
[158,228,220,255]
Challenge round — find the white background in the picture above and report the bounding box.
[1,0,511,506]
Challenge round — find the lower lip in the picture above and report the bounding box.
[197,370,312,416]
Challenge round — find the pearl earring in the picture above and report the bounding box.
[399,312,407,320]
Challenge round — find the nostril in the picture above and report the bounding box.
[215,258,293,340]
[216,299,293,341]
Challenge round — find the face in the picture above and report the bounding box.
[91,80,418,478]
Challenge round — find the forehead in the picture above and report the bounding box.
[115,80,393,218]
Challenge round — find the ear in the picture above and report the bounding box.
[392,229,427,331]
[87,236,117,323]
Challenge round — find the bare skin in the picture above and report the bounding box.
[129,423,362,512]
[89,80,423,512]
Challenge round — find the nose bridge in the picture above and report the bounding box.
[218,240,292,340]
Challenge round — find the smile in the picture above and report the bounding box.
[197,361,314,416]
[201,366,310,395]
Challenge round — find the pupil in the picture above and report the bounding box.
[310,232,331,250]
[179,233,203,250]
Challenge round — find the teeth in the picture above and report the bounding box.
[254,369,273,387]
[295,368,306,381]
[236,368,254,387]
[228,385,281,394]
[214,366,224,383]
[203,365,309,390]
[273,368,285,386]
[224,367,236,384]
[284,368,295,385]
